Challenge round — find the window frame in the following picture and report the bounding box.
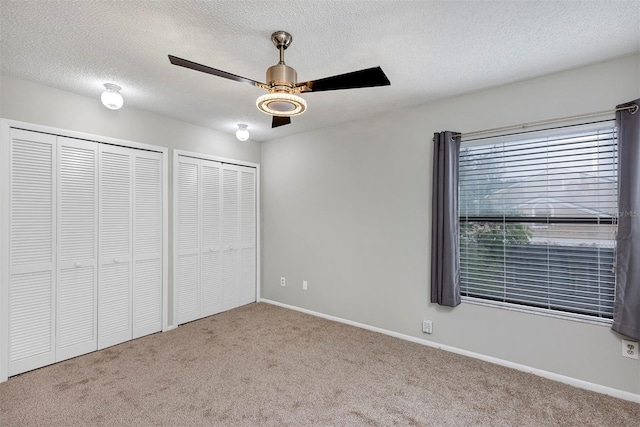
[457,121,618,324]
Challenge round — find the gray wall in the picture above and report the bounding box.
[0,74,262,326]
[261,54,640,395]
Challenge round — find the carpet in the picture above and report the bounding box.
[0,302,638,426]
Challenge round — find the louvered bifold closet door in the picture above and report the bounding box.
[98,145,133,349]
[200,159,223,317]
[56,137,98,362]
[220,165,256,311]
[175,157,256,323]
[177,156,201,324]
[239,167,256,305]
[132,151,163,338]
[8,129,57,376]
[221,166,240,311]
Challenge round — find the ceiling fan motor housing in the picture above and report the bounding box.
[266,63,297,90]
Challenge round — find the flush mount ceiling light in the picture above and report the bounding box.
[235,123,250,141]
[101,83,123,110]
[168,30,390,129]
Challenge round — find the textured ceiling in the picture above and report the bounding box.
[1,1,639,142]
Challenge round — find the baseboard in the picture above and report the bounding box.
[258,298,640,404]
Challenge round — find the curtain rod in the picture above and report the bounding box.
[454,103,638,139]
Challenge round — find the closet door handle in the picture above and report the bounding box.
[75,262,82,268]
[113,258,120,264]
[228,245,234,251]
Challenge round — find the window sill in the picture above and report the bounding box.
[461,296,613,327]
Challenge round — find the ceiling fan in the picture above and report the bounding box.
[168,31,391,128]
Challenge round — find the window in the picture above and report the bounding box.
[459,123,617,320]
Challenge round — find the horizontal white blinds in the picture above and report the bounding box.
[459,124,617,319]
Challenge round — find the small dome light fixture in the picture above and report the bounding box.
[236,123,250,141]
[101,83,124,110]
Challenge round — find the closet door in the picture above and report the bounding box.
[4,125,165,377]
[176,156,200,324]
[56,137,98,361]
[200,160,223,317]
[221,166,240,311]
[98,145,133,349]
[221,164,256,309]
[239,167,257,305]
[8,129,56,376]
[175,155,256,324]
[132,151,163,338]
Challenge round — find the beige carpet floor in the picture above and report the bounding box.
[0,302,638,426]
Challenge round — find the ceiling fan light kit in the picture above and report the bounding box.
[168,30,390,129]
[256,92,307,116]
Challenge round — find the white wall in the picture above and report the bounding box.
[0,74,262,326]
[0,75,261,163]
[261,54,640,396]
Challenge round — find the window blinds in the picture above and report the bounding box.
[459,123,618,319]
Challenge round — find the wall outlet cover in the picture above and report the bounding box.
[422,320,433,334]
[280,277,286,287]
[622,339,639,360]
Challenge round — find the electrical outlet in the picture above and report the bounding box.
[303,280,308,290]
[622,339,639,359]
[280,277,286,287]
[422,320,433,334]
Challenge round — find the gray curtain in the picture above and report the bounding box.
[431,131,461,306]
[613,98,640,340]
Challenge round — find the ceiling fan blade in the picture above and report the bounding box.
[272,116,291,128]
[297,66,390,93]
[168,55,264,87]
